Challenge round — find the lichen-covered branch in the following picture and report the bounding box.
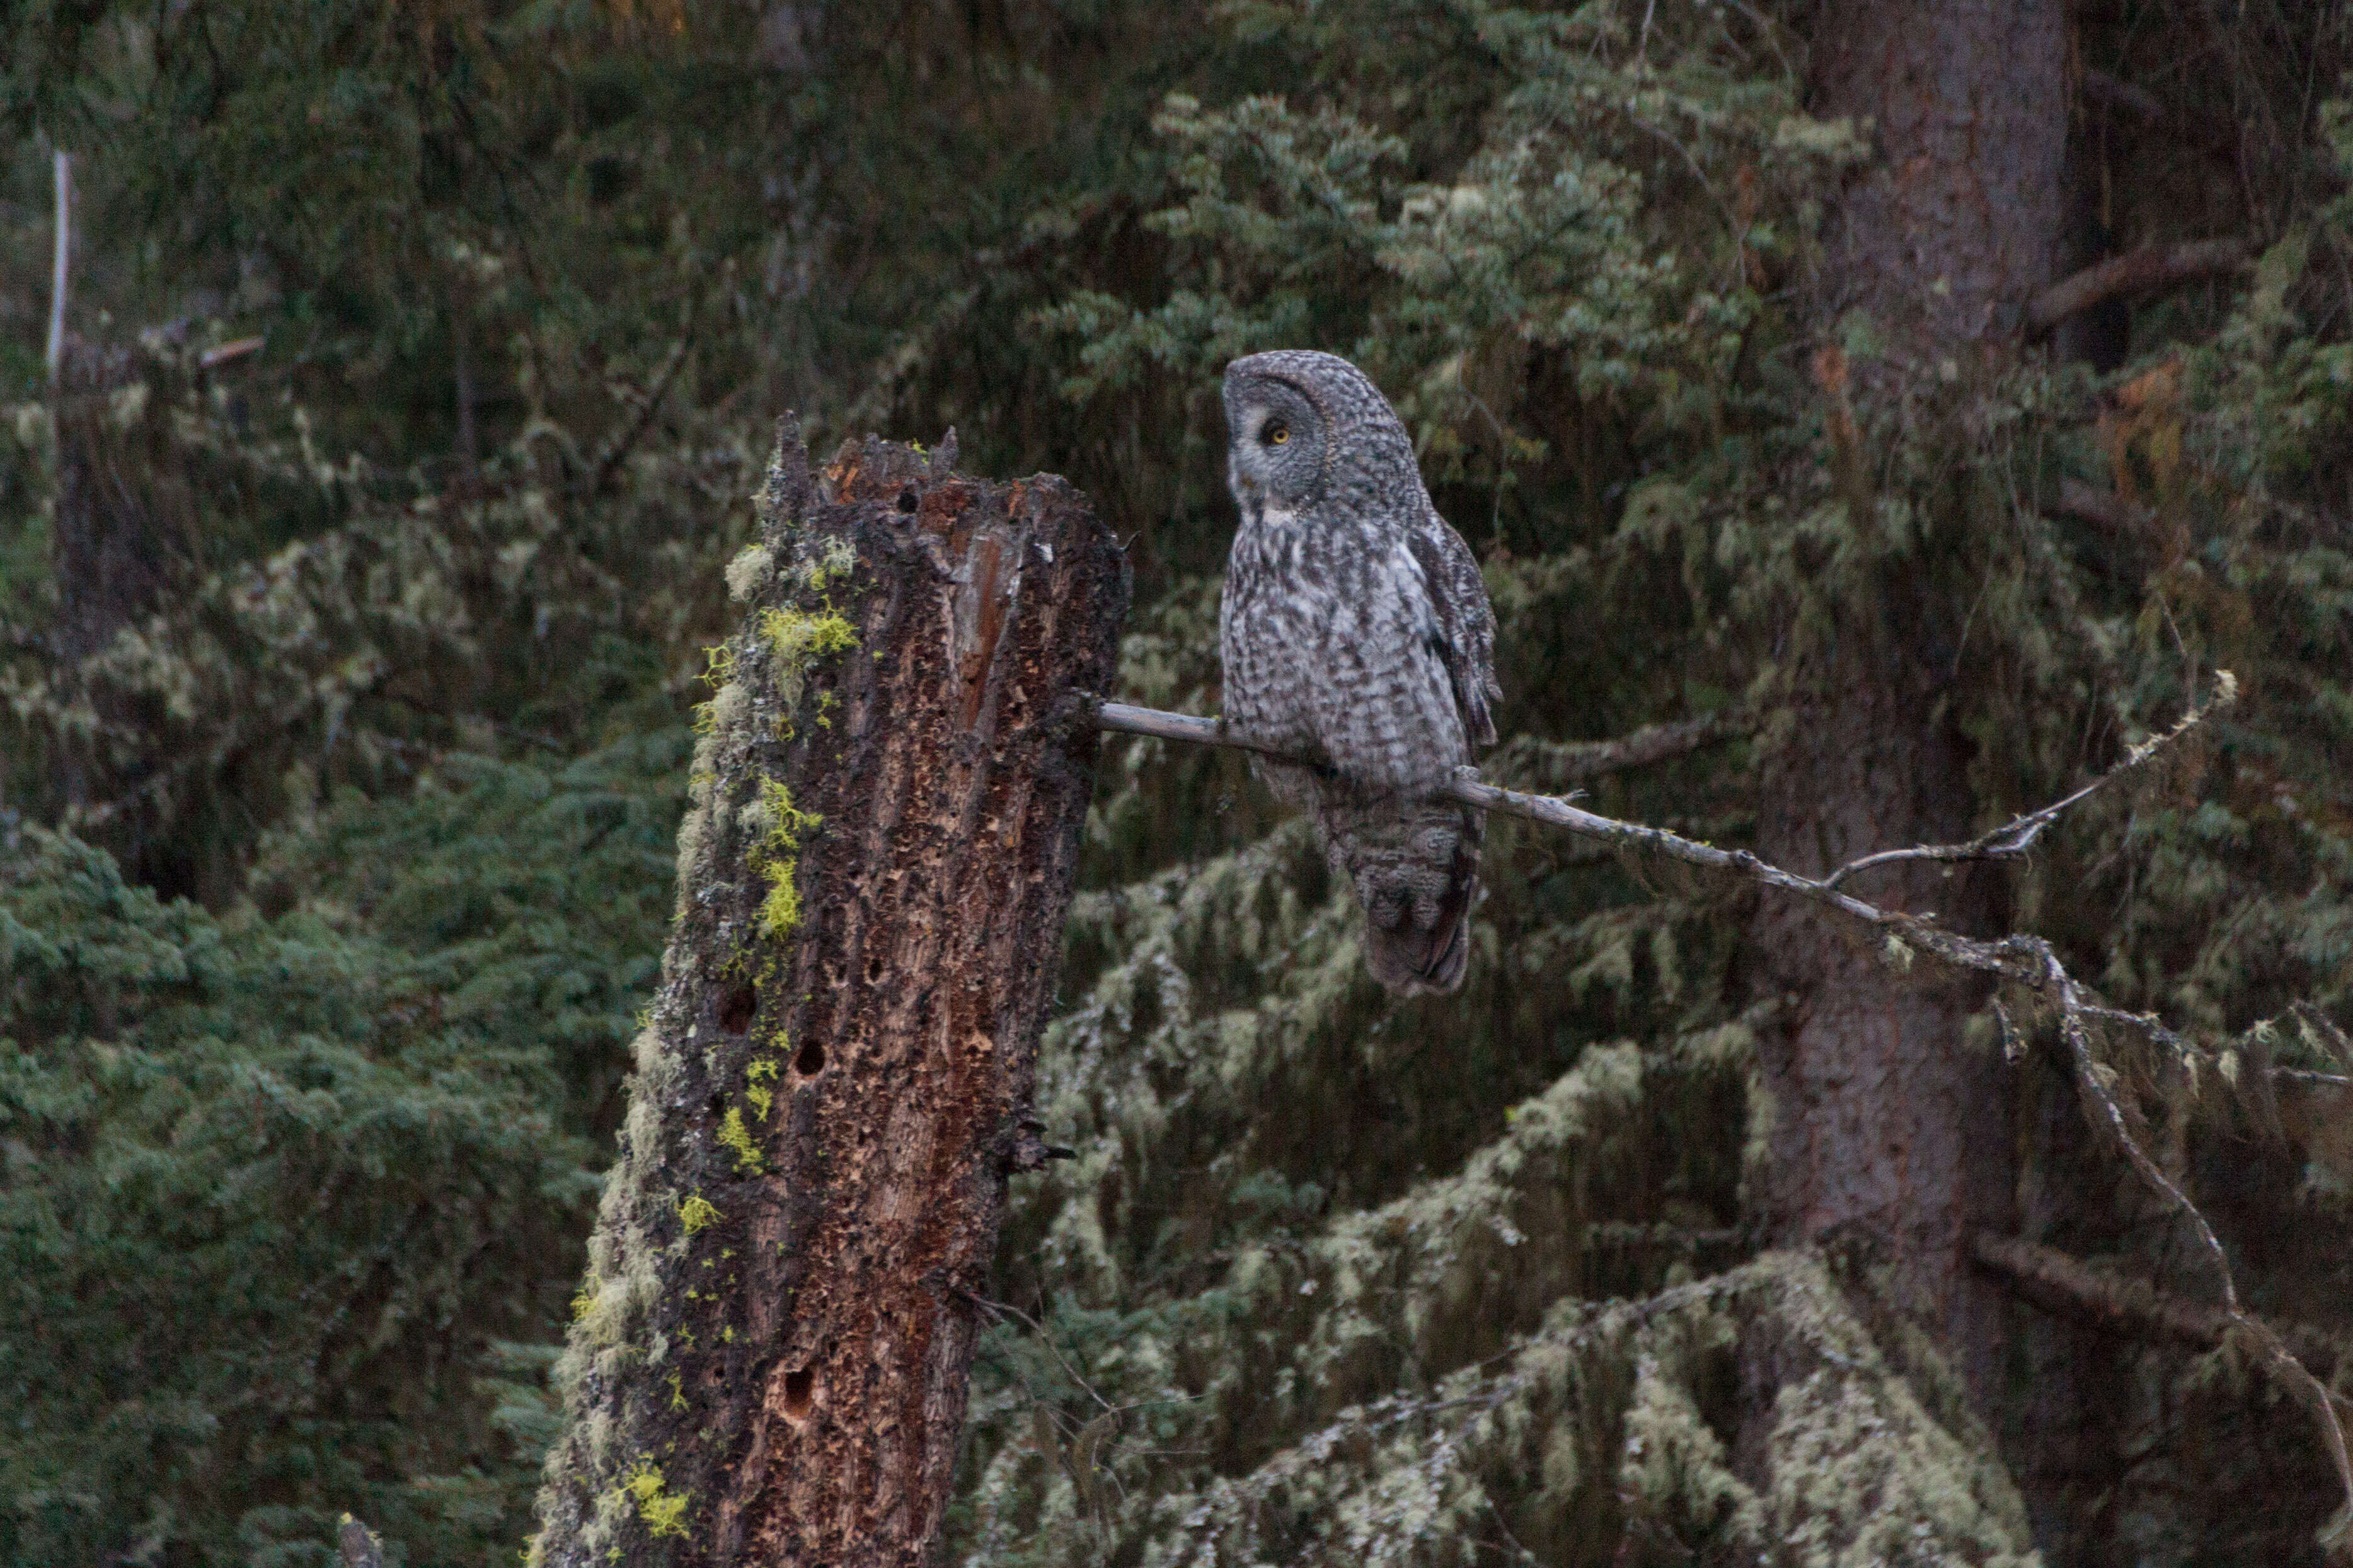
[531,426,1125,1565]
[1819,678,2234,888]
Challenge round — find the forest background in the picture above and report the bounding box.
[3,1,2352,1564]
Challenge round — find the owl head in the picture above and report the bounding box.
[1222,350,1418,513]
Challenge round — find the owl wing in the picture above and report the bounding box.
[1407,510,1500,750]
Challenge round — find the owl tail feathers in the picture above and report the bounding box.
[1328,802,1485,995]
[1351,840,1481,996]
[1363,895,1473,995]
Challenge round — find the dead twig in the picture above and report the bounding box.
[1823,673,2230,888]
[46,151,70,386]
[197,336,266,370]
[584,334,693,500]
[1496,704,1751,788]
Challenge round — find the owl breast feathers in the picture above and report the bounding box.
[1217,349,1501,995]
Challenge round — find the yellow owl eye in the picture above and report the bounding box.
[1264,421,1289,445]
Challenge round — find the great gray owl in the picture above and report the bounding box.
[1219,350,1500,994]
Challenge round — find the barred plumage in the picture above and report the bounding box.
[1218,350,1500,994]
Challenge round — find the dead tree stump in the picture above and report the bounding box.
[531,423,1126,1566]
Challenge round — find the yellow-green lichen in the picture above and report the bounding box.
[717,1106,763,1173]
[616,1460,690,1540]
[692,644,740,736]
[759,603,857,715]
[746,1056,780,1119]
[745,778,822,942]
[760,604,856,666]
[677,1193,721,1235]
[668,1372,687,1412]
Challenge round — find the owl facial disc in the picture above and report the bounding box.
[1221,368,1330,509]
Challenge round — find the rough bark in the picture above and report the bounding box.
[1806,0,2065,353]
[50,337,197,666]
[531,425,1126,1567]
[1749,0,2066,1411]
[43,335,205,895]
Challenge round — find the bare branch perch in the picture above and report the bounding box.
[1102,680,2231,930]
[1094,702,1885,925]
[1096,671,2353,1538]
[2028,238,2252,334]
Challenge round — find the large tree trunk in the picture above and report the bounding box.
[45,336,206,897]
[1747,0,2064,1421]
[531,425,1126,1566]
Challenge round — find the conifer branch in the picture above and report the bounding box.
[1969,1232,2347,1387]
[1974,1228,2353,1543]
[584,333,693,499]
[1495,705,1751,787]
